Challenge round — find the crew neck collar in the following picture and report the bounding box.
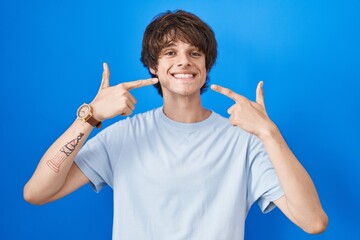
[156,106,216,131]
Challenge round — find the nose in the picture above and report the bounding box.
[177,53,191,67]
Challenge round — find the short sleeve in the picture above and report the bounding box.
[246,135,284,213]
[74,130,114,193]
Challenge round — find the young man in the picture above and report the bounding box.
[24,10,328,239]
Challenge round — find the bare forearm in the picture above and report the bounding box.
[24,118,93,204]
[260,125,328,232]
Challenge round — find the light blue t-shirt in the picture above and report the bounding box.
[75,107,284,240]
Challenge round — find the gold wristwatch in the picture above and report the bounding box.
[77,103,102,128]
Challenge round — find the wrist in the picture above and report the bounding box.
[89,103,104,122]
[77,103,102,128]
[257,121,280,142]
[75,117,95,129]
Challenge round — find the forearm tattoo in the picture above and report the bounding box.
[46,133,84,173]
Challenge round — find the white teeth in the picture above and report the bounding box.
[173,73,194,79]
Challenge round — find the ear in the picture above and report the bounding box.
[149,67,156,75]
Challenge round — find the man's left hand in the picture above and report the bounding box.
[211,81,276,139]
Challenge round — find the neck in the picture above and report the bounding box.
[162,94,211,123]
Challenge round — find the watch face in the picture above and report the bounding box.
[78,105,90,118]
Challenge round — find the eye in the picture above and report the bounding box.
[164,50,175,56]
[190,51,202,57]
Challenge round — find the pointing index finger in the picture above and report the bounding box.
[121,78,159,90]
[211,84,245,102]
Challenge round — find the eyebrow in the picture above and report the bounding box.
[162,43,201,51]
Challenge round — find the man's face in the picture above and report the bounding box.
[150,40,207,98]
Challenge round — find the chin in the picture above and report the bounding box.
[163,87,201,97]
[178,89,202,96]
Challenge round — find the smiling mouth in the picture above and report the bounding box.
[171,73,196,79]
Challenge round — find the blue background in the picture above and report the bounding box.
[1,0,359,239]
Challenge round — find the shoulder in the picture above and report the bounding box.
[211,110,250,135]
[207,110,258,150]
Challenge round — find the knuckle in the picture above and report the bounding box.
[120,103,127,110]
[117,84,126,91]
[224,88,232,95]
[234,104,241,111]
[119,88,129,96]
[238,99,249,106]
[119,97,126,104]
[229,119,237,126]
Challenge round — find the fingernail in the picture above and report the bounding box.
[210,84,217,89]
[152,78,158,83]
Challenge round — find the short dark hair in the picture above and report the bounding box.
[141,10,217,96]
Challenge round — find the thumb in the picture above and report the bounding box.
[100,62,110,89]
[256,81,265,108]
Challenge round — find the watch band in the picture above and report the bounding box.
[87,115,102,128]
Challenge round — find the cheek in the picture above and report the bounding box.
[157,70,168,81]
[200,69,207,83]
[156,70,169,85]
[197,60,207,75]
[156,65,168,76]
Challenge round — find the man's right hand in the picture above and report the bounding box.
[23,62,158,205]
[90,62,158,121]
